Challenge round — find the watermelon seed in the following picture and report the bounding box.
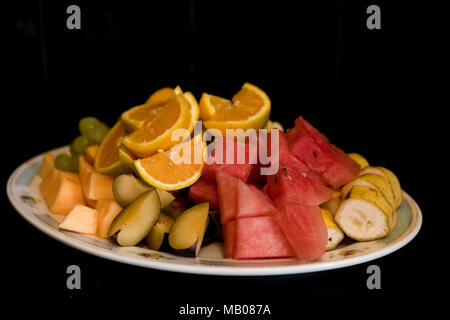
[282,168,292,181]
[313,151,318,157]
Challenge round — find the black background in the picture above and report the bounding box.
[3,0,442,316]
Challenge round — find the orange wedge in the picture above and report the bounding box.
[134,136,205,191]
[94,121,126,176]
[121,94,191,158]
[145,87,175,105]
[201,82,271,135]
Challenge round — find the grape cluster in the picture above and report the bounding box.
[54,117,110,172]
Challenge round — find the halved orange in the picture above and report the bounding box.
[94,121,127,176]
[121,94,191,158]
[134,136,205,191]
[201,83,271,135]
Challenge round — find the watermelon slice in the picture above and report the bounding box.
[266,130,333,206]
[233,216,296,259]
[277,203,328,261]
[236,182,278,219]
[216,171,239,224]
[222,220,235,258]
[203,137,259,184]
[188,179,219,210]
[267,166,333,207]
[287,117,360,188]
[216,171,278,223]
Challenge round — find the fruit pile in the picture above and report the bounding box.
[37,83,402,262]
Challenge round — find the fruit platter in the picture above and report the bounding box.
[7,83,422,275]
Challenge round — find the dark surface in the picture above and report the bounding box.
[3,0,442,316]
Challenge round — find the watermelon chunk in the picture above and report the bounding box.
[222,220,235,258]
[277,203,328,261]
[233,216,296,259]
[287,117,360,188]
[216,171,278,223]
[236,182,278,219]
[266,131,333,206]
[203,137,259,184]
[216,171,239,224]
[188,179,219,210]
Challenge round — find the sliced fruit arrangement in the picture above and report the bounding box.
[37,83,404,262]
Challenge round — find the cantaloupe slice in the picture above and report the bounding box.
[59,204,98,234]
[39,153,54,180]
[78,156,115,208]
[40,168,61,198]
[96,200,122,238]
[44,170,86,215]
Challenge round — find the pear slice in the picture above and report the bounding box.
[168,202,209,257]
[335,198,390,241]
[108,189,160,246]
[113,174,174,208]
[360,166,402,208]
[145,212,174,251]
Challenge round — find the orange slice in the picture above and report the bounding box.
[201,83,271,135]
[94,121,126,176]
[134,136,205,191]
[145,87,175,105]
[121,94,191,158]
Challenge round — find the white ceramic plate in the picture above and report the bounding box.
[7,146,422,276]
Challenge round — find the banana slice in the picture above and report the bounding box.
[360,166,402,208]
[320,190,341,216]
[321,208,344,250]
[347,185,394,229]
[347,153,370,169]
[335,198,390,241]
[342,173,396,209]
[264,120,284,132]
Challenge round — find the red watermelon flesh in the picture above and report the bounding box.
[216,171,278,223]
[277,203,328,261]
[203,137,259,184]
[236,182,278,219]
[222,220,235,258]
[188,179,219,210]
[267,165,333,206]
[287,117,360,188]
[216,171,239,224]
[233,216,296,259]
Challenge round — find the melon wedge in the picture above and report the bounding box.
[41,168,85,215]
[96,200,122,238]
[39,153,54,180]
[78,156,115,207]
[59,204,98,234]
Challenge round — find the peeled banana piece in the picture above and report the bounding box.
[320,190,341,216]
[321,208,344,250]
[335,198,390,241]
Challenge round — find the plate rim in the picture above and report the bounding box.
[6,146,423,276]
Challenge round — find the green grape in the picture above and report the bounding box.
[90,123,110,144]
[71,135,91,155]
[79,117,101,136]
[54,154,73,172]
